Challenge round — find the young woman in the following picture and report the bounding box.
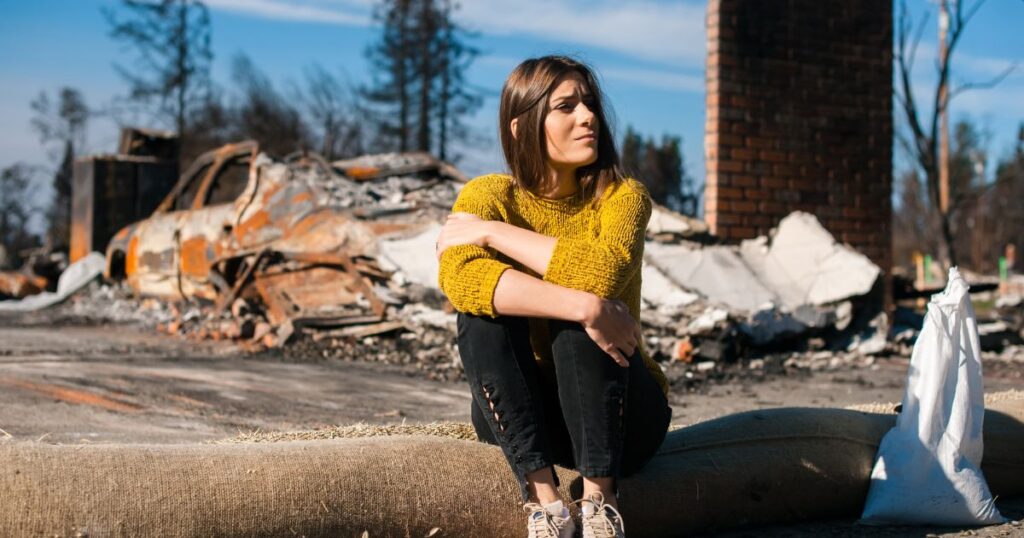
[436,55,671,538]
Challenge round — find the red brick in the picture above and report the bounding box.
[718,133,744,146]
[789,178,817,190]
[706,213,719,232]
[772,164,797,176]
[731,148,756,160]
[733,175,758,187]
[729,95,753,107]
[718,160,744,173]
[732,200,757,213]
[746,137,773,149]
[744,188,772,200]
[726,226,757,239]
[719,187,744,199]
[760,151,787,162]
[747,214,775,227]
[715,213,744,226]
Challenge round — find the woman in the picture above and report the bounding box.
[436,55,671,538]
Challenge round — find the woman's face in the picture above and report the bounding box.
[542,74,599,172]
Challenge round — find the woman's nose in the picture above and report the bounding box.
[578,104,595,126]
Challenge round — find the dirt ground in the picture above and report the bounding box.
[1,318,1022,536]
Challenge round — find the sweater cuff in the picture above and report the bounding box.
[475,262,511,317]
[460,259,512,317]
[544,236,621,296]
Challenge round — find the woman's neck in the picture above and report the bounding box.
[538,165,578,199]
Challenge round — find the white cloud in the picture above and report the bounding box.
[203,0,370,26]
[203,0,706,69]
[478,55,704,93]
[457,0,705,68]
[602,67,703,93]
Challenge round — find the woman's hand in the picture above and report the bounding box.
[435,212,489,260]
[580,296,641,368]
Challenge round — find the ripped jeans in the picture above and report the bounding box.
[457,313,672,501]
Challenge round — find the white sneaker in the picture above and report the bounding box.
[578,493,625,538]
[523,502,576,538]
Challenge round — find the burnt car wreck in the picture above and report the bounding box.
[103,141,465,345]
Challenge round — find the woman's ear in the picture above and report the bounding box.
[510,118,518,140]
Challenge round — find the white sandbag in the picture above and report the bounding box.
[860,267,1004,525]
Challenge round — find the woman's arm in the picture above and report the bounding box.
[439,188,651,299]
[491,269,640,367]
[438,213,555,276]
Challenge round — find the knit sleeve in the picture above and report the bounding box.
[437,178,513,317]
[543,187,651,299]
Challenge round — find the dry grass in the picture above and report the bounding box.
[218,390,1024,444]
[217,421,478,444]
[845,389,1024,414]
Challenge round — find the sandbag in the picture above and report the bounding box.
[862,268,1003,525]
[2,400,1023,537]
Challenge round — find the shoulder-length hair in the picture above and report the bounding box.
[498,55,623,202]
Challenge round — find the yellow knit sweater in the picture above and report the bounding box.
[437,174,668,395]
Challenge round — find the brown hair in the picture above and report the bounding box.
[498,55,623,201]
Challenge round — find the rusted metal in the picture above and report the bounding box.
[253,267,369,326]
[118,127,179,161]
[103,140,463,343]
[0,272,47,299]
[70,131,179,263]
[213,250,268,314]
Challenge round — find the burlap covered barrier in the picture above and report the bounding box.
[3,400,1022,537]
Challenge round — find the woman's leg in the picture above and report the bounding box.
[548,319,672,507]
[457,312,567,503]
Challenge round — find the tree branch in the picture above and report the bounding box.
[949,62,1018,102]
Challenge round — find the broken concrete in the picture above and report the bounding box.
[739,212,881,310]
[645,242,777,313]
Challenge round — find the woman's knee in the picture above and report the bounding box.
[549,319,631,378]
[456,313,528,346]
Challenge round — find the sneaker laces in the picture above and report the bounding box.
[575,492,625,538]
[523,502,561,538]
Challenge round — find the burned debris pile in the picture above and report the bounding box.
[2,139,1022,389]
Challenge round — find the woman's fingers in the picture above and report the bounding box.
[605,345,629,368]
[437,217,487,249]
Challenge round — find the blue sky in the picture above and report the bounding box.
[1,0,1023,225]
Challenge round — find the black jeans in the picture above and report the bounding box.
[457,313,672,501]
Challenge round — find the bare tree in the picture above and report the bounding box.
[364,0,480,159]
[621,126,698,216]
[295,65,365,160]
[230,54,312,158]
[105,0,212,152]
[364,0,414,152]
[30,88,89,250]
[30,88,88,159]
[0,164,42,267]
[433,0,481,161]
[893,0,1017,266]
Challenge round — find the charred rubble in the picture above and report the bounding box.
[2,137,1023,391]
